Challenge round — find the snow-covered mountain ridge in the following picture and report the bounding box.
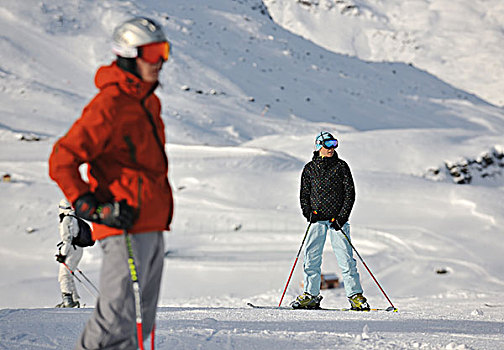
[263,0,504,107]
[2,0,503,145]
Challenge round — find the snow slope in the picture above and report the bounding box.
[263,0,504,106]
[1,0,504,349]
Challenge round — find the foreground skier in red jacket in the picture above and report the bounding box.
[49,16,173,350]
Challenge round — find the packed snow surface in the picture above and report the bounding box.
[1,0,504,349]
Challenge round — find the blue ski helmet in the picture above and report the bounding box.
[315,131,338,151]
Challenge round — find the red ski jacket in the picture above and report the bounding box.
[49,61,173,240]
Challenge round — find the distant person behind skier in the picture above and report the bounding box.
[55,199,88,308]
[291,131,369,310]
[48,16,174,349]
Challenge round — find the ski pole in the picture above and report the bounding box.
[125,230,145,350]
[61,262,98,299]
[278,221,312,307]
[124,230,156,350]
[151,323,155,350]
[337,227,397,312]
[75,267,100,294]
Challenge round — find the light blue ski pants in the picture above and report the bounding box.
[303,221,363,298]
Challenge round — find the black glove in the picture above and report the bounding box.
[55,253,67,263]
[303,209,320,223]
[97,199,135,229]
[330,218,346,231]
[302,208,312,222]
[309,212,321,223]
[74,193,99,220]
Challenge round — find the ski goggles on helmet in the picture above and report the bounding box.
[321,139,338,149]
[138,41,170,63]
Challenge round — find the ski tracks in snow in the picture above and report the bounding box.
[1,305,504,349]
[356,225,504,292]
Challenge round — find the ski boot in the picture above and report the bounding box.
[56,293,80,308]
[290,292,323,309]
[348,293,370,311]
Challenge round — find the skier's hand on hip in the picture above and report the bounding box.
[97,200,135,229]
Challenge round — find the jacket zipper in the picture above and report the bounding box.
[140,88,168,169]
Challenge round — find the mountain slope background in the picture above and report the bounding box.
[264,0,504,106]
[0,0,503,349]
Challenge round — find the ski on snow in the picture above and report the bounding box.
[484,303,504,308]
[247,302,397,312]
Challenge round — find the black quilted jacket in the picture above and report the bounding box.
[300,151,355,223]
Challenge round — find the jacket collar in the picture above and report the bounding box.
[94,61,158,100]
[312,151,339,162]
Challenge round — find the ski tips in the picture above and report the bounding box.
[386,306,398,312]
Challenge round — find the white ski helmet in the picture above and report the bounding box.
[58,199,73,215]
[112,17,167,59]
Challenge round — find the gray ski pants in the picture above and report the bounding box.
[75,231,164,350]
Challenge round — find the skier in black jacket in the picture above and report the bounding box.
[291,131,369,310]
